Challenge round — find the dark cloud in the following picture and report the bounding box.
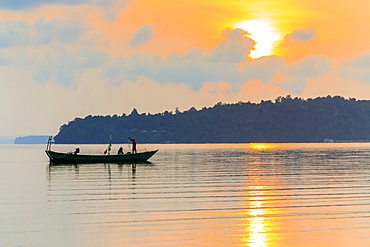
[285,29,315,42]
[129,24,155,47]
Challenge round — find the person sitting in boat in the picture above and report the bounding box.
[73,148,80,155]
[128,137,137,153]
[117,147,124,155]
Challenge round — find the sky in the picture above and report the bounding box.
[2,0,370,136]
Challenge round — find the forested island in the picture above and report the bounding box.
[54,95,370,144]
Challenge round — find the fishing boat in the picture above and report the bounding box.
[45,136,158,163]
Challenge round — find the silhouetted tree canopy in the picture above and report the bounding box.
[54,95,370,144]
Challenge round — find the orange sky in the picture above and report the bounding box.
[1,0,370,136]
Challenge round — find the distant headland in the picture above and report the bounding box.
[53,95,370,144]
[14,135,50,144]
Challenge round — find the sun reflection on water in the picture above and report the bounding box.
[249,143,273,150]
[247,186,269,247]
[240,179,280,247]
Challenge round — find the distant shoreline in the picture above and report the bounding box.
[13,135,50,144]
[24,140,370,145]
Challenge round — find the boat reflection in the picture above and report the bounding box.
[48,160,153,166]
[47,161,153,180]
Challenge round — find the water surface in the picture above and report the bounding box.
[1,143,370,246]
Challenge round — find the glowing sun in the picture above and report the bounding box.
[235,20,281,59]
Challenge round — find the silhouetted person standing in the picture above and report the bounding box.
[129,137,137,153]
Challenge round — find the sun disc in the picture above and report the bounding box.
[235,20,280,59]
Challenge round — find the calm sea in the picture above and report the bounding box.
[1,143,370,246]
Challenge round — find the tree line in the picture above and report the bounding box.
[54,95,370,144]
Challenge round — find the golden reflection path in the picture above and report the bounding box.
[240,143,284,247]
[140,142,370,152]
[239,182,279,247]
[247,185,269,246]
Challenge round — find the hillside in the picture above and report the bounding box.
[54,95,370,144]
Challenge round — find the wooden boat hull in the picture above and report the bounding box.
[45,149,158,163]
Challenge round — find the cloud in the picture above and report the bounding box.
[275,77,309,95]
[31,48,111,87]
[0,0,132,20]
[0,0,90,10]
[347,51,370,68]
[0,15,111,87]
[282,54,332,77]
[0,16,106,87]
[207,28,254,63]
[96,0,133,21]
[0,22,331,95]
[35,17,85,44]
[0,20,32,47]
[1,46,111,87]
[0,0,123,10]
[129,24,155,47]
[105,36,285,92]
[0,18,86,47]
[338,51,370,83]
[285,29,315,42]
[105,28,259,90]
[0,51,9,66]
[242,56,286,84]
[277,55,333,94]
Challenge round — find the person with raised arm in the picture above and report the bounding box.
[128,137,137,153]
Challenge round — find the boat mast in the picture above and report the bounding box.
[46,136,53,151]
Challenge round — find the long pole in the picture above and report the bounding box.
[46,136,52,151]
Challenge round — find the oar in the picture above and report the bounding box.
[127,138,133,153]
[54,152,73,160]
